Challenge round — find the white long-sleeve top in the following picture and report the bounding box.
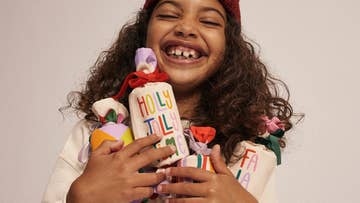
[42,120,278,203]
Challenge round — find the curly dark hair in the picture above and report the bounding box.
[66,8,293,163]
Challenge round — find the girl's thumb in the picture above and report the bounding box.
[210,144,232,175]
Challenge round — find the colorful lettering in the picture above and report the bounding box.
[165,137,178,156]
[137,89,174,117]
[145,94,156,114]
[151,119,161,135]
[156,91,166,107]
[170,111,179,131]
[247,153,258,172]
[137,96,148,117]
[236,169,242,180]
[163,90,173,109]
[240,172,251,189]
[240,149,256,168]
[159,114,173,136]
[153,92,166,112]
[144,118,154,134]
[176,133,186,154]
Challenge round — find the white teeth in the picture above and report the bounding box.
[175,50,182,56]
[190,50,197,58]
[167,46,201,59]
[183,51,190,58]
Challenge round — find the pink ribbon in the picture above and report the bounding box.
[262,116,285,134]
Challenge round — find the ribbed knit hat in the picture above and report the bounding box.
[143,0,241,23]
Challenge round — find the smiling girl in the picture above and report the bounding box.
[43,0,293,202]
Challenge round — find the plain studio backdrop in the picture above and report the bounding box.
[1,0,359,202]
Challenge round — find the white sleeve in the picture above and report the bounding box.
[42,120,91,203]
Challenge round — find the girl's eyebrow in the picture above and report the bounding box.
[155,0,181,11]
[199,7,226,22]
[154,1,225,22]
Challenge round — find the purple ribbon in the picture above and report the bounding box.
[184,128,212,155]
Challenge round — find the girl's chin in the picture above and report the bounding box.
[169,80,202,94]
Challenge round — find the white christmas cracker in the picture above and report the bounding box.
[228,141,276,200]
[127,48,189,167]
[175,126,216,183]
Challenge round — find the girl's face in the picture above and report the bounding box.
[146,0,226,93]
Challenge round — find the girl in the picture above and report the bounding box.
[43,0,293,202]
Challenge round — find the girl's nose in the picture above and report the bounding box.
[174,19,198,38]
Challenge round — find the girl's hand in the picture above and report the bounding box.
[67,134,176,203]
[157,145,258,203]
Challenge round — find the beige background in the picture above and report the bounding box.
[1,0,359,202]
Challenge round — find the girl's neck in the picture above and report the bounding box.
[174,89,200,119]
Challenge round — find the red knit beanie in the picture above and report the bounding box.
[143,0,241,23]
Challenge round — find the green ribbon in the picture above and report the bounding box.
[105,109,118,123]
[265,135,282,165]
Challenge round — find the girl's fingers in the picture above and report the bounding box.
[129,145,176,170]
[166,167,213,182]
[118,134,162,158]
[109,140,125,152]
[129,172,166,187]
[157,182,208,197]
[167,197,206,203]
[210,145,233,176]
[92,140,124,156]
[130,187,154,201]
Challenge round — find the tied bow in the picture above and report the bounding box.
[113,68,169,100]
[98,109,123,124]
[190,126,216,144]
[263,116,285,137]
[99,110,126,124]
[256,116,286,165]
[113,47,168,100]
[184,126,216,155]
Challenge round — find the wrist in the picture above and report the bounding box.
[66,177,89,203]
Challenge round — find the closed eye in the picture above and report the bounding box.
[157,14,178,19]
[201,20,221,27]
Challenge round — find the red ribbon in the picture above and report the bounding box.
[113,68,169,100]
[190,126,216,144]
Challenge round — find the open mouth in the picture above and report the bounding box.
[161,41,207,62]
